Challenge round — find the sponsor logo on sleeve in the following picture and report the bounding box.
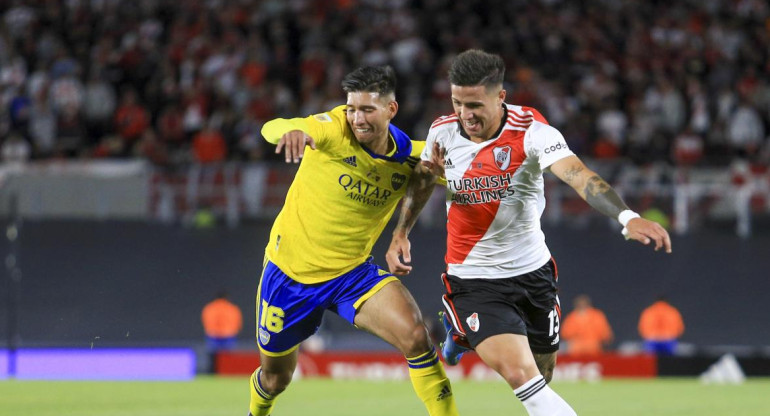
[313,113,332,122]
[544,141,569,154]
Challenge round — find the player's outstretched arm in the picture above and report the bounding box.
[550,155,672,253]
[275,130,316,163]
[261,118,317,163]
[386,163,438,275]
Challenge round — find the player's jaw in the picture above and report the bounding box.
[351,120,377,142]
[461,116,483,136]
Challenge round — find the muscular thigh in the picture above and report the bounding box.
[354,280,429,354]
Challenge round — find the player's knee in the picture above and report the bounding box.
[260,368,294,395]
[495,362,538,389]
[400,322,432,357]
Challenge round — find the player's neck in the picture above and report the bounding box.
[367,132,392,155]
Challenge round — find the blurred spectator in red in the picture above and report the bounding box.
[157,103,186,146]
[134,128,169,166]
[240,54,268,88]
[192,122,227,164]
[672,128,705,166]
[114,88,150,154]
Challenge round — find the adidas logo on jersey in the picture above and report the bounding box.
[444,158,454,169]
[436,385,453,401]
[343,156,357,167]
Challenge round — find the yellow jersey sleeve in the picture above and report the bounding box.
[261,106,348,149]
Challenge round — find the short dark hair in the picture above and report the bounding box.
[448,49,505,88]
[341,66,397,96]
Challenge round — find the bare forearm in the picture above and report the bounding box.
[394,167,436,235]
[553,157,629,219]
[552,155,671,252]
[583,174,629,219]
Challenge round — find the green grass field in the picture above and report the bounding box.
[1,377,768,415]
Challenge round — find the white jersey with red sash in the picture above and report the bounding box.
[424,103,574,279]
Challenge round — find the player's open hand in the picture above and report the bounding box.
[421,141,446,178]
[625,218,672,253]
[275,130,316,163]
[386,232,413,276]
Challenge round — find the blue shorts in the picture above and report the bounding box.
[256,257,398,356]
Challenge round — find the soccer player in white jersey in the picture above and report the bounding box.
[387,49,672,416]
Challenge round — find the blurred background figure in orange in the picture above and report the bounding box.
[201,290,243,373]
[638,296,685,356]
[561,294,613,356]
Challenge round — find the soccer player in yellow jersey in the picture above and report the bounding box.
[249,66,458,416]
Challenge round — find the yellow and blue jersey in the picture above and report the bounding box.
[261,105,423,284]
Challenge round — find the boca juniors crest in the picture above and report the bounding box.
[493,146,512,171]
[391,173,407,190]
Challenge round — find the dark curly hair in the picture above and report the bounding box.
[448,49,505,88]
[341,65,397,95]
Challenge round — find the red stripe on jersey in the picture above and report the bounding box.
[516,106,548,125]
[431,115,458,128]
[507,111,533,122]
[506,117,530,128]
[445,131,527,265]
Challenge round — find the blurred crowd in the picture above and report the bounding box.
[1,0,770,167]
